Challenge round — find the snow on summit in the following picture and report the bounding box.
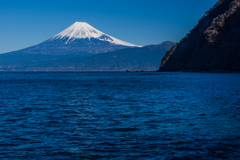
[52,22,140,47]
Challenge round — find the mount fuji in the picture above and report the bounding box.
[0,22,175,71]
[5,22,140,56]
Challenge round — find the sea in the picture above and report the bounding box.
[0,72,240,159]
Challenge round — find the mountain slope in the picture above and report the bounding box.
[0,41,175,71]
[4,22,140,56]
[159,0,240,72]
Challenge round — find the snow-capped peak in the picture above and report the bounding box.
[52,22,141,47]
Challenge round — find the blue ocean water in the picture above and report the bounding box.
[0,72,240,159]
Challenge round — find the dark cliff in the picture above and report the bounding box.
[159,0,240,72]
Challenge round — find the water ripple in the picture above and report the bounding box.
[0,72,240,159]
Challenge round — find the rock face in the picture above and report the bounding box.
[159,0,240,72]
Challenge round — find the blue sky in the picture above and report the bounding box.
[0,0,218,54]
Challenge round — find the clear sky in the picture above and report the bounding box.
[0,0,218,54]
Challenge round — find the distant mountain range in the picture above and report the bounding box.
[0,22,174,71]
[18,41,175,71]
[159,0,240,72]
